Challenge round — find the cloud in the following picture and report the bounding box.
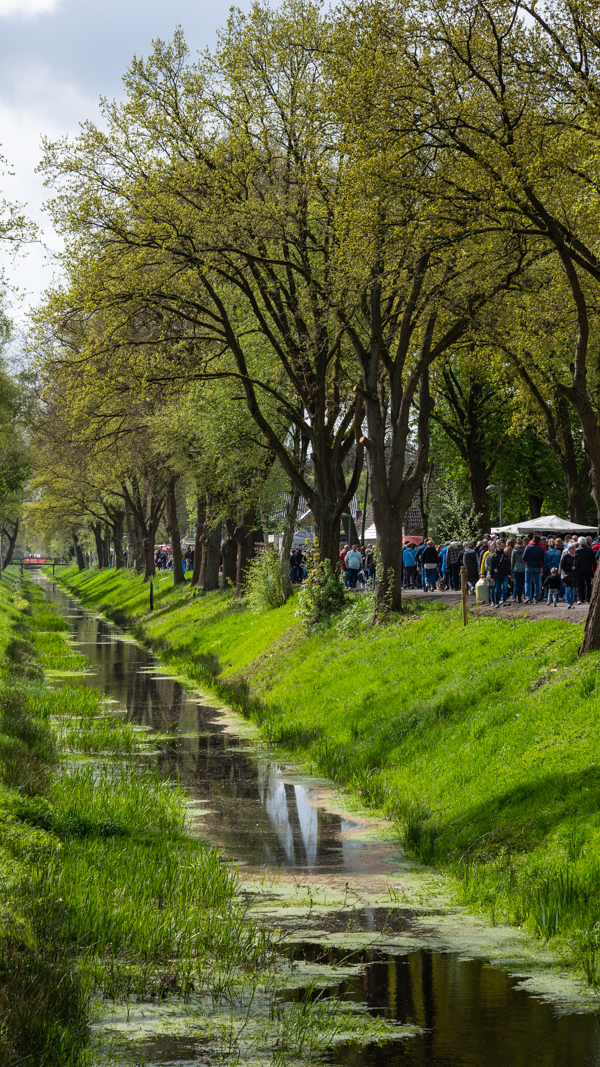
[0,62,100,322]
[0,0,60,17]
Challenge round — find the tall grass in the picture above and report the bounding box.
[0,577,280,1065]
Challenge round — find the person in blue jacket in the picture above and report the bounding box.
[402,541,418,588]
[522,534,545,602]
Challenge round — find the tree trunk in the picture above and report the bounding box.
[198,495,218,588]
[235,509,256,597]
[203,522,221,591]
[471,480,492,536]
[91,523,105,568]
[569,386,600,652]
[1,520,19,571]
[312,503,341,574]
[528,494,544,520]
[370,505,405,612]
[166,477,184,586]
[220,518,237,590]
[124,475,166,582]
[132,512,145,575]
[582,581,600,654]
[280,488,300,601]
[143,527,157,581]
[125,499,136,570]
[568,482,590,524]
[71,528,86,571]
[103,526,111,568]
[112,511,126,569]
[419,482,429,540]
[191,495,206,587]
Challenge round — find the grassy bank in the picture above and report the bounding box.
[54,564,600,988]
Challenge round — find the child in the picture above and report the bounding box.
[543,567,561,606]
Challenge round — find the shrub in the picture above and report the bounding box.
[245,546,286,610]
[295,549,346,629]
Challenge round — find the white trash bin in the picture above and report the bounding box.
[475,577,490,604]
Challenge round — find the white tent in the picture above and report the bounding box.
[491,514,598,536]
[363,523,378,542]
[292,527,313,545]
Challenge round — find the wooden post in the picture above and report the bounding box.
[460,565,468,627]
[149,580,154,612]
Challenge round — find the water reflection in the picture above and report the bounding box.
[35,577,371,873]
[326,949,600,1066]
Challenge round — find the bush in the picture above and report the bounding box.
[296,550,346,629]
[245,546,286,611]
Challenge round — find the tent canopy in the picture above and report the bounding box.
[362,524,423,544]
[292,527,313,544]
[491,514,597,536]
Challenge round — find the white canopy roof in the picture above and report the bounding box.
[491,514,598,536]
[363,523,378,541]
[292,527,313,544]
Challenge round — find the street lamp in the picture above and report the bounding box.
[486,484,503,529]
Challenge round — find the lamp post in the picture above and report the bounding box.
[486,484,503,529]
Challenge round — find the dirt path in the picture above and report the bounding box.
[406,587,590,622]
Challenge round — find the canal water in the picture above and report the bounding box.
[34,575,600,1066]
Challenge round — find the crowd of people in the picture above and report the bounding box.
[154,546,195,572]
[151,530,599,609]
[402,532,600,607]
[289,543,376,588]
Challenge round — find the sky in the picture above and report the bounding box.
[0,0,249,335]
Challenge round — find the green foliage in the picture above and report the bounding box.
[245,546,286,611]
[429,479,481,542]
[295,549,346,629]
[335,589,376,636]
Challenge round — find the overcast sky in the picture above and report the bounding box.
[0,0,249,330]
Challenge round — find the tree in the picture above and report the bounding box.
[150,380,285,596]
[0,314,32,571]
[39,3,535,610]
[40,12,363,570]
[430,350,517,532]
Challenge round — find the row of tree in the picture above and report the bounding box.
[6,0,600,648]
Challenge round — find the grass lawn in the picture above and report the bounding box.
[56,564,600,985]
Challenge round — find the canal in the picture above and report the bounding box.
[34,573,600,1066]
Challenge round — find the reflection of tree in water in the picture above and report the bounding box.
[156,715,339,870]
[330,951,600,1067]
[124,669,184,732]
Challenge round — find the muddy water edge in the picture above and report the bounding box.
[33,571,600,1066]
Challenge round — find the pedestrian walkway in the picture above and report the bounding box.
[406,587,590,621]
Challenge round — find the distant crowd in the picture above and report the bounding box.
[289,544,376,588]
[154,547,195,572]
[402,533,600,607]
[153,531,599,608]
